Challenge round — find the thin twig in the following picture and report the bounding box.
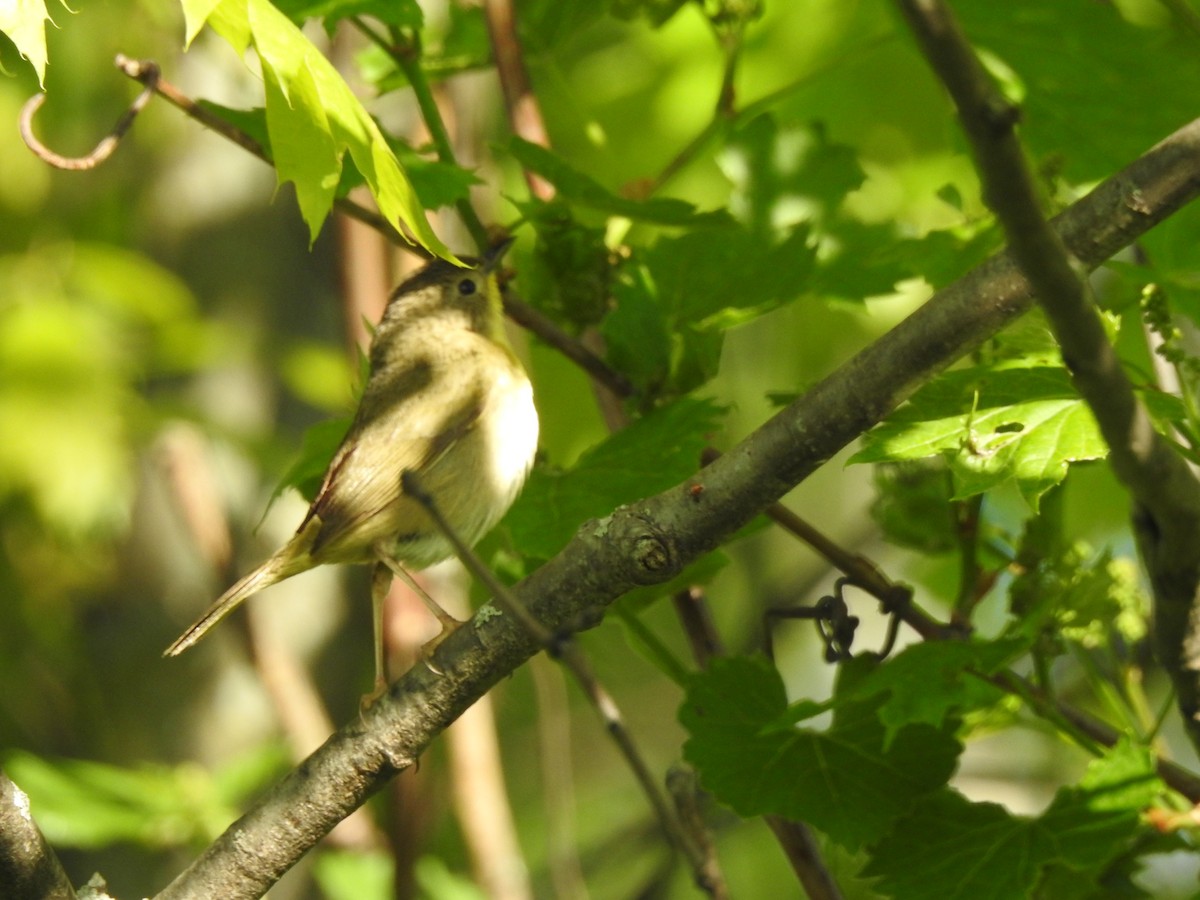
[484,0,554,201]
[20,63,159,170]
[756,454,1200,800]
[667,768,731,900]
[398,470,719,894]
[671,586,725,664]
[350,19,489,250]
[502,291,635,398]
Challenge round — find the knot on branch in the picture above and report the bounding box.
[628,527,679,585]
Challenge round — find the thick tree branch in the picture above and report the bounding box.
[895,0,1200,750]
[154,117,1200,898]
[0,768,78,900]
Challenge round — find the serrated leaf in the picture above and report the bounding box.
[509,138,733,227]
[505,397,725,559]
[853,365,1108,509]
[720,115,865,237]
[0,0,61,85]
[956,0,1200,181]
[261,52,340,230]
[197,102,478,212]
[187,0,451,255]
[603,225,816,394]
[835,637,1027,745]
[1010,542,1148,652]
[867,741,1161,898]
[602,266,673,392]
[522,200,611,329]
[870,460,959,554]
[680,655,960,849]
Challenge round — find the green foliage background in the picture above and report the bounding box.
[2,0,1200,897]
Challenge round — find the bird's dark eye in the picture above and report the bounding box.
[457,278,477,296]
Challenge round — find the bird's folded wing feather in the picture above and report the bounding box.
[302,356,483,555]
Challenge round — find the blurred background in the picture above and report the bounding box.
[2,0,1195,897]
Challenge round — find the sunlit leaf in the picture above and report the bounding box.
[184,0,451,255]
[0,0,63,85]
[853,364,1109,509]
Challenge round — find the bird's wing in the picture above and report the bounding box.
[301,354,484,559]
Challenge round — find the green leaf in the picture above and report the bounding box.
[194,102,478,212]
[393,148,481,210]
[3,746,287,848]
[186,0,452,255]
[852,365,1107,509]
[836,637,1027,745]
[865,740,1162,898]
[505,397,725,560]
[603,225,816,394]
[680,655,961,849]
[720,115,866,237]
[0,0,62,85]
[1009,542,1148,652]
[523,200,612,329]
[270,0,422,30]
[870,460,959,554]
[273,415,351,505]
[602,264,673,393]
[314,848,394,900]
[956,0,1200,181]
[509,139,733,227]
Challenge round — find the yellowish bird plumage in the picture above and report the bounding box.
[165,242,538,667]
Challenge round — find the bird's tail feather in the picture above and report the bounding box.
[163,554,292,657]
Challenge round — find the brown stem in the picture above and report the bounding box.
[483,0,555,201]
[20,62,158,170]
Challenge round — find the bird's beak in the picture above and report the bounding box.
[481,236,515,274]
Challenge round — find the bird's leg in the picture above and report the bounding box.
[374,549,465,659]
[365,560,393,704]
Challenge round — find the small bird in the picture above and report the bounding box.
[164,239,539,690]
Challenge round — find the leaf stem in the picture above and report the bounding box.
[351,18,489,251]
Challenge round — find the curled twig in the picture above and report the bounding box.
[20,62,159,170]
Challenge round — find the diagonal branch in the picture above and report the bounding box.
[894,0,1200,751]
[0,768,78,900]
[154,117,1200,898]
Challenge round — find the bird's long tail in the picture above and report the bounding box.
[163,553,293,657]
